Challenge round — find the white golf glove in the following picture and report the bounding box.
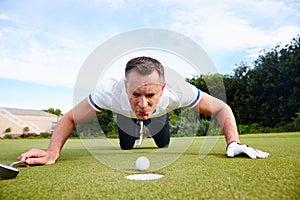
[226,141,270,159]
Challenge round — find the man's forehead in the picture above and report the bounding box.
[127,83,162,92]
[126,69,161,83]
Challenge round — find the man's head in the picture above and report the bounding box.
[124,56,166,120]
[125,56,165,83]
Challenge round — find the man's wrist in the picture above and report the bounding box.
[226,141,239,150]
[46,150,59,162]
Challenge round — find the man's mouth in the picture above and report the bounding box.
[137,110,149,116]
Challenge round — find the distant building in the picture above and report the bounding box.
[0,107,58,138]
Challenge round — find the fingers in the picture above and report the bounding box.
[244,147,258,159]
[18,149,38,161]
[244,147,270,159]
[24,157,47,166]
[18,149,50,166]
[254,149,270,159]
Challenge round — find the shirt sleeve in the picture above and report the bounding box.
[187,86,202,108]
[88,77,119,112]
[166,82,201,109]
[163,67,202,109]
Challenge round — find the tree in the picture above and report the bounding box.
[43,108,63,116]
[224,63,252,125]
[245,36,300,127]
[187,73,226,120]
[187,36,300,130]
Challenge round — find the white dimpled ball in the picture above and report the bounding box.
[136,156,150,171]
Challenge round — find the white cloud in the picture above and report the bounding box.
[106,0,125,8]
[167,0,300,58]
[0,13,9,20]
[0,52,79,87]
[0,4,129,87]
[0,0,299,88]
[0,12,96,87]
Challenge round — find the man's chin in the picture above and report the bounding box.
[136,114,151,120]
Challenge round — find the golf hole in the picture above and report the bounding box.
[125,173,164,180]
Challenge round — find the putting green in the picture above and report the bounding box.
[0,133,299,199]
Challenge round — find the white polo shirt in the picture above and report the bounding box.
[88,68,202,118]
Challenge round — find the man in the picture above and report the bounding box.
[18,56,269,166]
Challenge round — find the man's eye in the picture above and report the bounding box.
[132,93,140,97]
[146,94,155,98]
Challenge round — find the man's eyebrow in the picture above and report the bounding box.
[131,88,159,94]
[146,93,155,97]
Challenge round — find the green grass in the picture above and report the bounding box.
[0,133,299,200]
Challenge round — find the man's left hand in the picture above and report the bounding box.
[226,141,270,159]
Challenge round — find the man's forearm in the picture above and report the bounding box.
[47,112,75,161]
[215,104,240,144]
[195,92,240,144]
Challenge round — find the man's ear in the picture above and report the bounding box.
[124,79,129,95]
[161,82,166,95]
[124,79,127,89]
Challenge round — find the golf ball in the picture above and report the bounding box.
[135,156,150,171]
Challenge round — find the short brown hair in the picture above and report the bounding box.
[125,56,165,83]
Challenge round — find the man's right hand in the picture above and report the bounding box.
[18,149,57,166]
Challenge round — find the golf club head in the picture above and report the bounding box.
[0,163,19,179]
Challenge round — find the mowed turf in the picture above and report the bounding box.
[0,133,299,200]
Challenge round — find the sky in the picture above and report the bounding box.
[0,0,299,113]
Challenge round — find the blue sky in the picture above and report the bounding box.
[0,0,299,113]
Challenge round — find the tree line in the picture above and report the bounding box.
[187,36,300,133]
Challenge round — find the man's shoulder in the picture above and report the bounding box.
[97,77,124,91]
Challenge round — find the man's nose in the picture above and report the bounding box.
[138,96,147,107]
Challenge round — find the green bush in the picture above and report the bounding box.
[196,120,210,136]
[5,127,11,133]
[207,127,223,136]
[4,134,12,139]
[238,123,264,134]
[40,132,51,138]
[237,125,249,134]
[23,126,30,132]
[238,120,300,134]
[170,119,216,137]
[20,133,37,138]
[291,111,300,131]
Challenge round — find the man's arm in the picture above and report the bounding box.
[193,92,269,158]
[18,98,98,165]
[193,92,240,144]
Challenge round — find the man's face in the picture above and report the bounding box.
[125,70,165,120]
